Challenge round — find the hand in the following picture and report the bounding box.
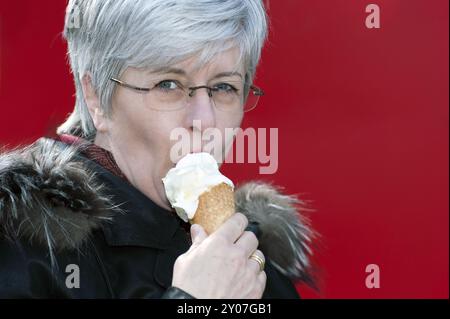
[171,213,267,299]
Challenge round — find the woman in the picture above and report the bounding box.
[0,0,314,298]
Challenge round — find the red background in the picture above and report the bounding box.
[0,1,448,298]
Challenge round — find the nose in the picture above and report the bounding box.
[186,87,216,132]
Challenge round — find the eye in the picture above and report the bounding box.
[155,80,181,91]
[212,83,238,93]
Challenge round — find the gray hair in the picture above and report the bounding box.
[57,0,268,141]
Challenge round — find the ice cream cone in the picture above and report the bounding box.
[190,182,235,234]
[162,153,235,233]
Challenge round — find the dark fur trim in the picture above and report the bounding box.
[0,139,114,266]
[236,182,316,284]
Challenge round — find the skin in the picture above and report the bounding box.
[82,46,266,298]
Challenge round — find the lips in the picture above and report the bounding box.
[190,144,203,154]
[172,149,206,165]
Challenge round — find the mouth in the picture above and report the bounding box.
[171,149,213,166]
[190,145,203,154]
[171,151,199,166]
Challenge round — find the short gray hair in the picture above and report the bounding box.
[57,0,268,141]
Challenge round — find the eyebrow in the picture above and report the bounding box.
[211,71,243,80]
[149,67,243,80]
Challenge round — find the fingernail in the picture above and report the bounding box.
[190,224,198,236]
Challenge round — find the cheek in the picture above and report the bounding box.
[216,111,243,145]
[216,110,243,132]
[110,93,184,150]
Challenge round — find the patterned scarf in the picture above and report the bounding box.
[57,134,129,182]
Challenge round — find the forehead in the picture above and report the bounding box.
[150,46,244,77]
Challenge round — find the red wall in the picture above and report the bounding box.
[0,1,448,298]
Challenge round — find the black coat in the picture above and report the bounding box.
[0,138,314,298]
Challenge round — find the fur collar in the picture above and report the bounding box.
[0,138,315,284]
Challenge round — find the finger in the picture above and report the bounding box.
[235,231,259,257]
[248,250,266,274]
[253,271,267,299]
[258,270,267,289]
[190,224,208,247]
[214,213,248,243]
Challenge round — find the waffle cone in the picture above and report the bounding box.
[190,182,235,234]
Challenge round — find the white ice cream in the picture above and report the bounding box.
[162,152,234,222]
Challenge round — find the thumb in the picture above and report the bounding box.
[190,224,208,246]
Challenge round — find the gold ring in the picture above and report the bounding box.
[249,253,265,272]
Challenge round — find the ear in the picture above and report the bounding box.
[81,74,108,133]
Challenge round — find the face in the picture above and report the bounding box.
[89,47,245,210]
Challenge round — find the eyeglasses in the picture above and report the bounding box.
[110,77,264,112]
